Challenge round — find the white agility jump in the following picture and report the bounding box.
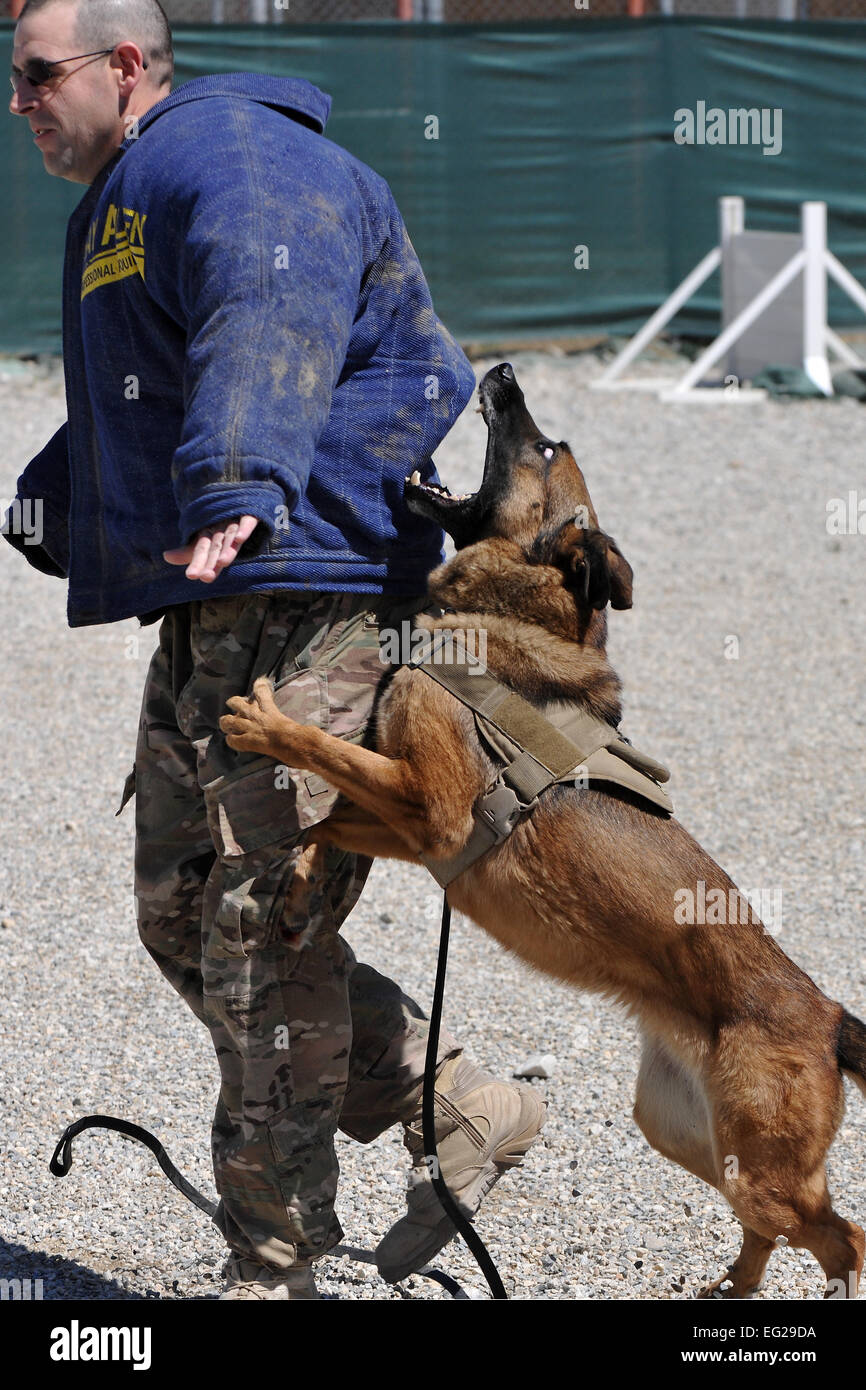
[593,196,866,402]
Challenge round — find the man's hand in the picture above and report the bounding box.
[163,515,260,583]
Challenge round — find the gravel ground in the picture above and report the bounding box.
[0,346,864,1303]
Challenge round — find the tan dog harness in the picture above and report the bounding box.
[405,628,673,888]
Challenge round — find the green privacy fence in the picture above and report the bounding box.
[4,18,866,355]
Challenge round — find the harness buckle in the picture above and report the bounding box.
[474,782,534,844]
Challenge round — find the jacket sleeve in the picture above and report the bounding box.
[141,115,366,551]
[1,421,70,577]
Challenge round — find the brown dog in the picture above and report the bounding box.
[220,362,866,1299]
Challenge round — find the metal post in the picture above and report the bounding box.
[719,195,744,252]
[802,202,832,395]
[720,195,744,365]
[665,249,807,397]
[722,194,750,334]
[596,195,866,401]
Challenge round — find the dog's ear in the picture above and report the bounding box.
[546,523,633,611]
[603,536,633,610]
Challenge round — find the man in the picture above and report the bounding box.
[5,0,545,1299]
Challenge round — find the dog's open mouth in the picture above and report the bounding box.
[401,362,528,547]
[404,470,476,507]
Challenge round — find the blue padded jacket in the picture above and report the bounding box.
[3,72,476,626]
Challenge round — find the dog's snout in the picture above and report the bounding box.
[479,361,521,411]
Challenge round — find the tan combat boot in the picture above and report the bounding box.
[375,1054,546,1283]
[219,1253,321,1300]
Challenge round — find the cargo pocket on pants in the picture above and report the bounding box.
[203,657,373,960]
[202,756,338,960]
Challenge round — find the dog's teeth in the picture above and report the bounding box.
[409,470,421,486]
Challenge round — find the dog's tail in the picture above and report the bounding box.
[838,1010,866,1098]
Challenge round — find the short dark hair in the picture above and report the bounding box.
[17,0,174,89]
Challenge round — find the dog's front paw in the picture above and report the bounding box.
[220,676,295,758]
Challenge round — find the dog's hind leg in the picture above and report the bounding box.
[773,1178,865,1299]
[705,1048,865,1298]
[632,1036,778,1299]
[717,1174,864,1300]
[697,1226,776,1299]
[803,1202,864,1299]
[813,1214,865,1299]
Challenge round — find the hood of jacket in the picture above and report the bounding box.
[119,71,332,151]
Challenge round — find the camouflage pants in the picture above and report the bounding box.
[128,591,460,1269]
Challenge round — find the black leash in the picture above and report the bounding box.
[49,1114,472,1298]
[422,894,508,1300]
[50,1113,218,1218]
[48,893,506,1300]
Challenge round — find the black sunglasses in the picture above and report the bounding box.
[10,48,146,92]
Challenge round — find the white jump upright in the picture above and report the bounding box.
[593,197,866,402]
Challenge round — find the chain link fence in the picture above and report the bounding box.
[5,1,866,19]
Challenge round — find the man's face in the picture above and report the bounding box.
[10,6,133,184]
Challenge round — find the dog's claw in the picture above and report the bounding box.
[219,713,266,753]
[219,679,284,756]
[218,678,305,763]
